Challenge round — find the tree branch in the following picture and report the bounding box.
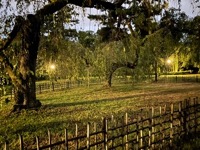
[36,0,123,17]
[0,16,24,51]
[0,53,21,87]
[0,16,24,86]
[114,0,126,7]
[127,22,137,38]
[112,61,137,72]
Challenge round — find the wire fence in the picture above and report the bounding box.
[4,97,200,149]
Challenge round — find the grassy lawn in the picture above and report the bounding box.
[1,82,200,148]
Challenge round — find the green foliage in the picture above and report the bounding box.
[136,28,177,76]
[77,31,96,49]
[97,27,127,42]
[184,16,200,63]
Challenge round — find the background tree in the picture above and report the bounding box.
[182,16,200,72]
[141,27,178,82]
[160,9,200,73]
[90,0,169,86]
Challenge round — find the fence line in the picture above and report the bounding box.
[159,75,200,83]
[0,75,199,98]
[36,80,99,94]
[4,97,200,149]
[0,80,92,102]
[35,75,200,94]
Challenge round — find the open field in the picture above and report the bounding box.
[1,82,200,148]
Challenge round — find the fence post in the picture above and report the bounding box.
[39,85,42,94]
[4,142,8,150]
[148,108,152,149]
[94,123,97,150]
[48,129,52,150]
[87,122,90,149]
[36,136,40,150]
[170,104,174,147]
[124,113,128,150]
[148,128,151,149]
[19,134,24,150]
[178,101,183,140]
[75,124,79,149]
[110,115,114,149]
[159,106,163,149]
[140,109,144,149]
[136,115,140,149]
[65,129,68,150]
[148,107,152,148]
[151,107,155,149]
[139,129,143,149]
[183,99,188,139]
[103,118,108,150]
[51,82,54,91]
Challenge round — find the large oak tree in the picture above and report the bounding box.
[0,0,131,111]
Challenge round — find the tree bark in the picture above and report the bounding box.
[11,14,41,111]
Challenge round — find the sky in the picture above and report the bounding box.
[172,0,200,17]
[73,0,200,32]
[0,0,199,33]
[69,8,102,32]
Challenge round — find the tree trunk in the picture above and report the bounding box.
[105,70,114,87]
[154,60,158,82]
[12,15,41,111]
[105,62,137,87]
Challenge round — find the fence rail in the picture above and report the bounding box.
[0,75,200,98]
[35,80,99,94]
[4,97,200,149]
[159,75,200,83]
[35,75,200,94]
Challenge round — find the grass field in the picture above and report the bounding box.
[1,82,200,148]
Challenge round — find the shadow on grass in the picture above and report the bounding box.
[172,132,200,150]
[42,86,199,109]
[14,120,68,135]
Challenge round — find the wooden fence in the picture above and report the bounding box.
[36,81,72,94]
[1,75,200,97]
[35,75,200,94]
[4,97,200,149]
[159,75,200,83]
[0,81,86,101]
[35,80,98,94]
